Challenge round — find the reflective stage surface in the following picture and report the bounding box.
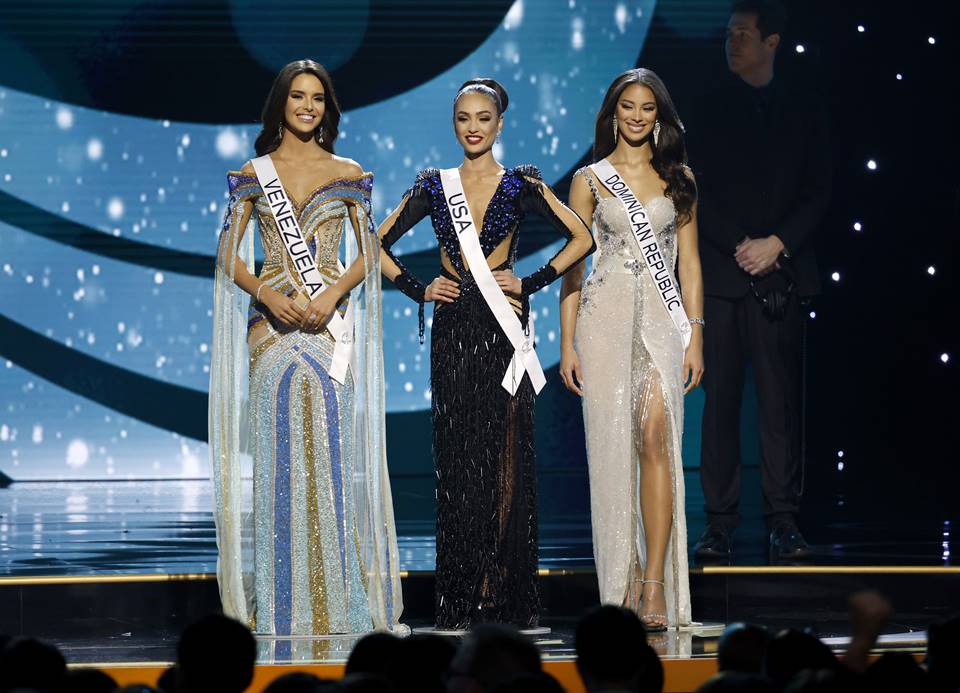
[0,479,954,576]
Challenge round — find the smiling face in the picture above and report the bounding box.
[453,91,502,155]
[614,83,657,143]
[283,72,326,137]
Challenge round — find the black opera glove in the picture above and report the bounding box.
[520,264,558,297]
[391,270,426,304]
[391,270,426,343]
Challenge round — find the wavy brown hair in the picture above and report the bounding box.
[593,68,696,226]
[254,59,341,156]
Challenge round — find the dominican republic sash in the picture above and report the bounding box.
[439,168,546,396]
[590,159,691,349]
[251,155,354,384]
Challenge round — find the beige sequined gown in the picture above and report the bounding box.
[574,168,691,627]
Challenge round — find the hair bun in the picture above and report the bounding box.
[458,77,510,113]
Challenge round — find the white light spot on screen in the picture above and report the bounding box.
[181,133,191,147]
[572,17,585,50]
[503,0,523,29]
[809,311,816,319]
[831,272,841,282]
[107,197,124,220]
[837,450,845,458]
[61,201,70,213]
[615,3,628,32]
[0,425,9,441]
[928,36,936,45]
[398,362,407,373]
[795,44,805,53]
[941,353,950,364]
[0,148,7,157]
[837,461,845,471]
[87,138,103,161]
[56,107,74,129]
[896,73,903,81]
[927,266,936,276]
[853,221,862,231]
[66,439,90,468]
[857,24,865,33]
[216,128,243,158]
[154,272,164,285]
[32,425,43,444]
[403,382,413,392]
[866,159,877,170]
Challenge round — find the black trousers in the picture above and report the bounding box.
[700,294,804,528]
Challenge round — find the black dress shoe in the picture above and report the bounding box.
[769,523,813,560]
[693,526,732,560]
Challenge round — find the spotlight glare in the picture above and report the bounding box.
[838,450,845,458]
[927,266,936,276]
[837,461,845,471]
[857,24,865,32]
[928,36,936,45]
[795,44,805,53]
[853,221,862,232]
[831,272,841,282]
[809,311,817,319]
[866,159,878,170]
[896,73,903,80]
[941,353,950,364]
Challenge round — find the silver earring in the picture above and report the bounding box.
[612,116,619,141]
[317,127,324,144]
[653,120,661,147]
[277,123,284,140]
[496,131,501,144]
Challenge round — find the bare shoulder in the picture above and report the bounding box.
[331,155,365,178]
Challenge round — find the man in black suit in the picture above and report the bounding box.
[688,0,831,561]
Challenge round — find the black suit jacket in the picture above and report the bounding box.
[688,75,831,298]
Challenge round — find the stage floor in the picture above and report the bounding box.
[0,480,953,576]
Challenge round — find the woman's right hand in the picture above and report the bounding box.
[424,276,460,303]
[559,345,584,396]
[259,286,307,327]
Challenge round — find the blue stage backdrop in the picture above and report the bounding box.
[0,1,755,528]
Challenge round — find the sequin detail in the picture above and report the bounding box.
[574,182,692,627]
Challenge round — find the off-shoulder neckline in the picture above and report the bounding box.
[227,170,373,208]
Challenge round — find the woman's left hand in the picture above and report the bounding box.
[302,291,341,332]
[492,270,521,295]
[682,338,704,394]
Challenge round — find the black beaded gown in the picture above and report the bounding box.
[380,166,594,629]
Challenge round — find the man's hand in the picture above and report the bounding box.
[735,236,785,276]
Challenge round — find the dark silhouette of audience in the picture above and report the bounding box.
[575,605,663,692]
[174,613,256,693]
[0,594,956,693]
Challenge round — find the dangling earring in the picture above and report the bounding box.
[277,122,284,140]
[496,130,502,144]
[317,127,324,144]
[612,116,619,141]
[653,120,661,147]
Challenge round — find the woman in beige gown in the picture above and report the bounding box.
[559,68,705,631]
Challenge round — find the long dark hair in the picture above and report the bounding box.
[593,68,696,226]
[254,60,341,156]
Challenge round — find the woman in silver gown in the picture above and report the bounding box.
[209,60,402,638]
[559,68,705,631]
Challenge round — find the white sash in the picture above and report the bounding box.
[590,159,692,349]
[251,155,354,384]
[439,168,546,396]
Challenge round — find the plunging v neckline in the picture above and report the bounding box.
[455,167,510,237]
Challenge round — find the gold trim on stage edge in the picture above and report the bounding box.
[0,565,957,586]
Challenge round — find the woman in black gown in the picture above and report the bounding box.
[378,78,595,630]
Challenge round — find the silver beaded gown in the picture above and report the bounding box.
[574,167,692,627]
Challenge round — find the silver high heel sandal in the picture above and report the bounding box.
[639,579,668,633]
